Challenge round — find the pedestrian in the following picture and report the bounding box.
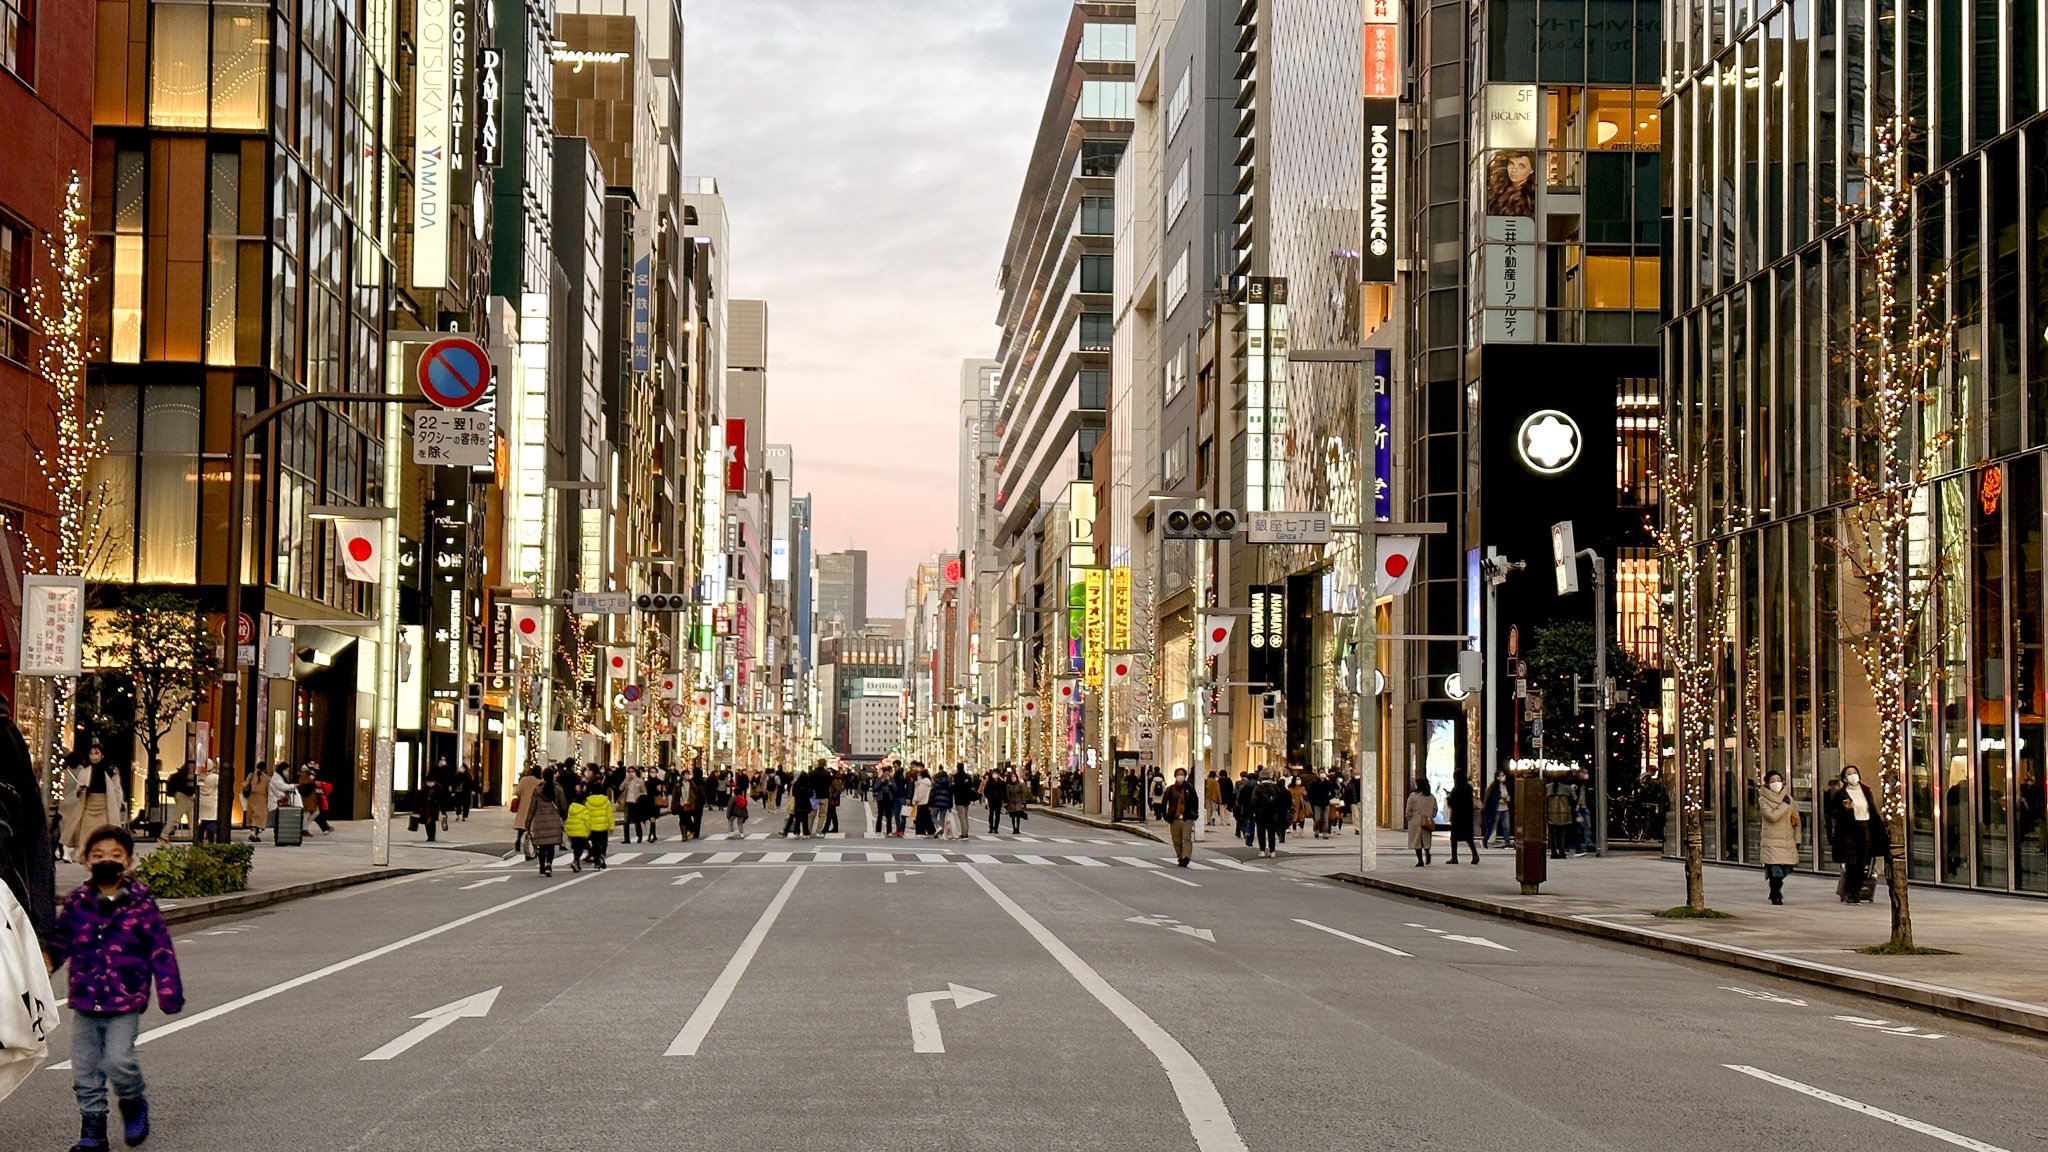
[1405,779,1439,866]
[1545,776,1576,859]
[948,765,971,839]
[240,760,268,843]
[870,771,895,835]
[1446,772,1479,864]
[726,781,750,837]
[415,759,448,842]
[1289,773,1310,833]
[297,765,333,835]
[621,767,647,843]
[46,825,182,1152]
[583,782,614,868]
[982,770,1006,834]
[511,766,543,857]
[192,759,220,846]
[1204,770,1225,828]
[0,690,54,934]
[163,763,196,842]
[454,763,475,821]
[911,767,934,836]
[1252,771,1290,858]
[1235,773,1259,847]
[1005,770,1029,833]
[1824,765,1887,904]
[929,768,955,839]
[1147,769,1166,821]
[59,739,125,862]
[1307,770,1334,838]
[526,778,567,877]
[1162,768,1199,866]
[825,766,847,835]
[565,787,591,871]
[1480,770,1513,848]
[1754,770,1799,904]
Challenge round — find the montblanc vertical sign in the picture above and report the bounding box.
[1363,99,1398,283]
[412,0,452,288]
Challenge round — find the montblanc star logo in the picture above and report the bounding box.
[1517,410,1581,475]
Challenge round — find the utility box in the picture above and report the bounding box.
[1513,776,1547,893]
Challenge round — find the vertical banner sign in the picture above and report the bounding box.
[1362,99,1398,283]
[428,499,466,697]
[1361,0,1400,100]
[19,574,86,676]
[1083,568,1106,689]
[631,255,652,372]
[1248,584,1287,690]
[1109,566,1132,651]
[1246,277,1289,511]
[1482,216,1537,343]
[411,0,452,288]
[1373,349,1393,519]
[725,418,748,493]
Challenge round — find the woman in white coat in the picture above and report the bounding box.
[194,759,222,843]
[58,739,125,861]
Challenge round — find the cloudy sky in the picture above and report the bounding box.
[684,0,1067,618]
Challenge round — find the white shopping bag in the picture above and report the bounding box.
[0,883,60,1101]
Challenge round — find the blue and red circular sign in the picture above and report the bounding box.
[417,336,492,409]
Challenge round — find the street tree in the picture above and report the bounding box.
[1835,119,1960,951]
[1650,429,1728,912]
[554,618,604,759]
[96,590,220,804]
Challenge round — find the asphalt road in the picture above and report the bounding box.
[4,801,2044,1151]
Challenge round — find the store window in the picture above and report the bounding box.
[0,0,31,84]
[150,0,269,130]
[0,214,27,365]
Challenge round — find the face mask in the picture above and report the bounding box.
[1844,773,1859,785]
[1768,780,1784,793]
[90,861,126,887]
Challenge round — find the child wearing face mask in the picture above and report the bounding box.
[44,825,184,1151]
[1753,770,1800,904]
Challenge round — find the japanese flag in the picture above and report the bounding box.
[1376,535,1422,597]
[659,675,678,696]
[604,647,634,680]
[510,606,545,648]
[1059,681,1076,701]
[334,520,381,583]
[1023,699,1038,715]
[1109,657,1132,683]
[1204,615,1235,658]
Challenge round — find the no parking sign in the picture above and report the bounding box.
[417,335,492,409]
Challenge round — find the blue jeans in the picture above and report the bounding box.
[1237,813,1254,844]
[71,1011,145,1116]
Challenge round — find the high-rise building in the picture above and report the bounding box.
[1667,2,2048,895]
[993,2,1135,778]
[814,549,868,636]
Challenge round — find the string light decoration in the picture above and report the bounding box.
[634,615,675,761]
[552,616,605,760]
[28,171,110,577]
[1650,426,1726,912]
[1836,118,1959,951]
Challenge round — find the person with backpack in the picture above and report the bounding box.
[582,784,614,868]
[564,787,591,872]
[163,764,196,842]
[726,780,751,837]
[928,768,954,840]
[1252,771,1291,858]
[1235,773,1260,848]
[297,764,333,835]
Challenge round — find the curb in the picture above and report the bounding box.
[160,868,430,926]
[1028,805,1169,845]
[1329,871,2048,1040]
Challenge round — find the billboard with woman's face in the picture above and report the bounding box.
[1484,149,1539,219]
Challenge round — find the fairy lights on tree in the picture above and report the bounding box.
[1650,426,1726,912]
[1836,119,1959,951]
[28,171,110,578]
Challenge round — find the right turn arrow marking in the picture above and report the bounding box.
[907,983,995,1053]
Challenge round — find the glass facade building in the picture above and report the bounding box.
[1665,0,2048,893]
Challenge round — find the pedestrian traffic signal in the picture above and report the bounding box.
[1260,692,1280,722]
[465,683,483,713]
[636,592,690,612]
[1163,507,1240,540]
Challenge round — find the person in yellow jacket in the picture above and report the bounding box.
[581,786,615,869]
[565,790,591,873]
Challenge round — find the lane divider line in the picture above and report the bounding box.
[960,864,1248,1152]
[665,866,808,1056]
[1294,918,1412,957]
[1722,1065,2010,1151]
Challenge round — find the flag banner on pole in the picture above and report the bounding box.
[1377,535,1421,597]
[510,606,544,648]
[335,520,382,583]
[605,647,634,680]
[1204,616,1235,658]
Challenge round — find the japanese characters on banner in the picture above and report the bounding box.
[725,418,748,494]
[1480,83,1539,344]
[1083,568,1106,689]
[1372,350,1393,520]
[20,575,85,676]
[1361,0,1400,101]
[1109,566,1132,652]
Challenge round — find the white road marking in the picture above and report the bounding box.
[865,852,896,862]
[666,867,808,1056]
[961,866,1247,1152]
[907,983,996,1053]
[1065,855,1110,867]
[671,872,704,887]
[1829,1015,1947,1039]
[653,852,694,865]
[361,987,500,1062]
[884,870,923,884]
[1295,919,1412,957]
[1126,915,1215,942]
[745,833,768,840]
[1013,835,1040,842]
[1723,1065,2009,1150]
[966,853,1002,864]
[606,852,641,865]
[1114,856,1161,869]
[55,871,600,1063]
[761,851,793,863]
[814,851,843,862]
[1022,855,1057,866]
[915,851,949,863]
[1721,986,1807,1006]
[1206,858,1266,872]
[1048,837,1076,843]
[1152,872,1202,887]
[460,876,513,890]
[705,851,742,864]
[1409,923,1514,951]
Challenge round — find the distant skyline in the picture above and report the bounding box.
[685,0,1067,617]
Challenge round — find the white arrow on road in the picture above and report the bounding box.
[885,870,924,884]
[1830,1015,1947,1040]
[460,876,512,891]
[908,983,995,1053]
[1125,914,1215,942]
[671,872,704,887]
[1722,985,1807,1007]
[1406,922,1515,952]
[360,987,501,1061]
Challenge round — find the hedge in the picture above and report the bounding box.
[133,843,255,899]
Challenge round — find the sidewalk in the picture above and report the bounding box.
[1323,844,2048,1037]
[55,808,511,925]
[1027,803,1167,844]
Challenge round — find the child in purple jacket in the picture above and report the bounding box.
[45,825,183,1152]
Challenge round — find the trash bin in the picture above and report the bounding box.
[273,805,306,847]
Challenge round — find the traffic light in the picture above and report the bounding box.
[465,683,483,713]
[1162,507,1240,539]
[636,592,691,612]
[1260,692,1280,722]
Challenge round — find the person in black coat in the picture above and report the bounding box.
[0,693,54,933]
[1446,773,1479,863]
[1824,765,1889,904]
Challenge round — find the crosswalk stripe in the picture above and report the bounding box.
[706,852,741,864]
[1186,861,1214,871]
[813,851,843,862]
[1022,855,1057,866]
[652,852,694,865]
[965,853,1002,864]
[1048,837,1075,843]
[1114,856,1160,869]
[1207,858,1266,872]
[745,833,768,840]
[865,852,896,862]
[1065,855,1109,868]
[1012,835,1040,842]
[606,852,641,865]
[915,852,948,863]
[761,851,792,863]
